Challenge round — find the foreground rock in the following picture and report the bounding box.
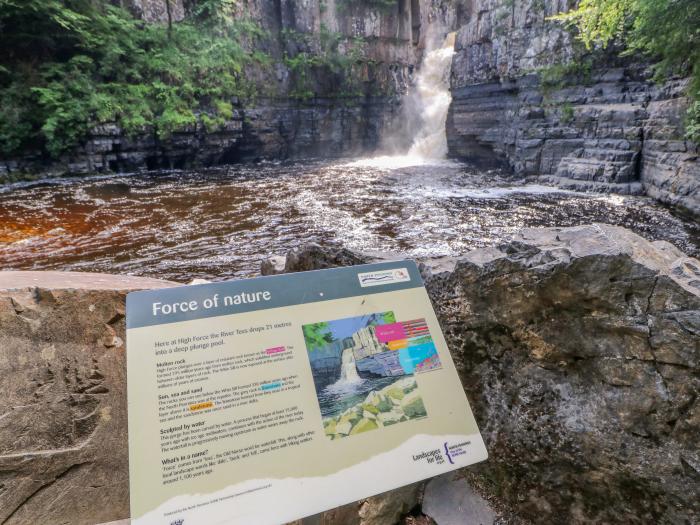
[0,271,425,525]
[0,272,177,525]
[269,224,700,524]
[1,224,698,524]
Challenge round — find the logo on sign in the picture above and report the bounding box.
[444,440,471,464]
[358,268,411,287]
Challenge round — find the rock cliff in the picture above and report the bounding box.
[1,225,698,523]
[445,0,700,216]
[1,0,452,179]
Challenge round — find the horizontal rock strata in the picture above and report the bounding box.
[446,0,700,215]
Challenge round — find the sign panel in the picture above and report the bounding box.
[126,261,487,525]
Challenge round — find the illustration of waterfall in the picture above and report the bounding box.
[337,347,362,384]
[316,347,403,418]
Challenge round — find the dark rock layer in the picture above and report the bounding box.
[0,97,400,178]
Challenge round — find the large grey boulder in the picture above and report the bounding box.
[269,224,700,524]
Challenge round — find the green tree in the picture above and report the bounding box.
[0,0,264,157]
[552,0,700,142]
[303,322,335,351]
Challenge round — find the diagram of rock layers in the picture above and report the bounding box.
[365,318,442,376]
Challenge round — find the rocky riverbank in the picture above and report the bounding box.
[1,224,698,524]
[445,0,700,216]
[267,224,700,524]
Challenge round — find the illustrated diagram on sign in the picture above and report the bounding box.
[303,311,442,439]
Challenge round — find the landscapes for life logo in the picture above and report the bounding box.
[302,311,442,440]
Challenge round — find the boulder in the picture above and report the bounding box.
[2,223,698,524]
[269,223,700,524]
[422,472,496,525]
[0,271,177,525]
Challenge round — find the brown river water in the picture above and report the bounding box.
[1,158,698,282]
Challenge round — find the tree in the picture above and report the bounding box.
[552,0,700,142]
[303,322,335,351]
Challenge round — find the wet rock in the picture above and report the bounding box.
[261,244,372,276]
[274,224,700,523]
[423,472,496,525]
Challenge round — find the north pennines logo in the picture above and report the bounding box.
[357,268,411,287]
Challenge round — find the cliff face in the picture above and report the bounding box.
[1,0,451,178]
[445,0,700,216]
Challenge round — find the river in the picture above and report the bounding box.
[0,159,698,282]
[1,32,698,281]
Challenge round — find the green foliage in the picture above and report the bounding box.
[303,322,335,350]
[539,59,593,92]
[686,98,700,144]
[283,26,367,100]
[551,0,700,142]
[0,1,268,157]
[550,0,634,50]
[560,102,575,124]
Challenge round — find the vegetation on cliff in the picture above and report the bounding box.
[281,25,368,100]
[553,0,700,141]
[0,0,384,159]
[0,0,272,157]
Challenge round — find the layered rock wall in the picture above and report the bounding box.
[0,0,453,179]
[446,0,700,215]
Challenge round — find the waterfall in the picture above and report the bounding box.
[346,31,456,168]
[406,32,456,159]
[337,347,362,384]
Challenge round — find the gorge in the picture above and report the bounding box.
[0,0,698,217]
[0,1,699,524]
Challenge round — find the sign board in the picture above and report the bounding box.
[126,261,487,525]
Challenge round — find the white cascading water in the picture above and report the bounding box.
[406,31,456,159]
[336,347,362,384]
[347,30,456,168]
